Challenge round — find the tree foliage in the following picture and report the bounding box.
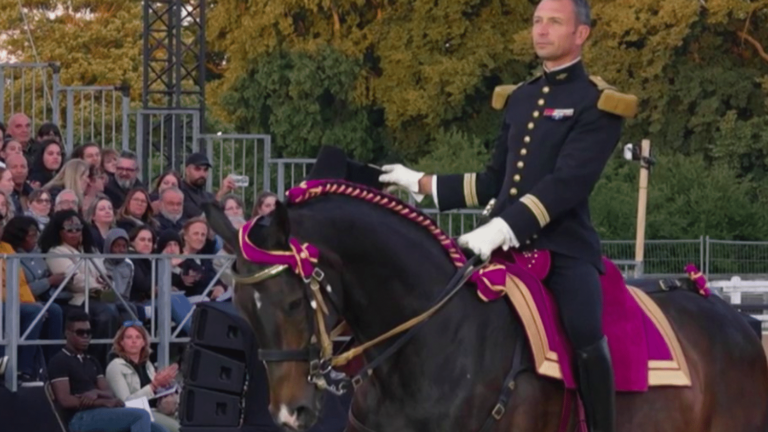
[0,0,143,96]
[208,0,768,240]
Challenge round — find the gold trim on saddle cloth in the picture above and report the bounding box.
[505,274,562,380]
[502,277,693,387]
[627,286,692,387]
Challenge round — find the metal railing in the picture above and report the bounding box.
[0,252,235,392]
[0,62,61,132]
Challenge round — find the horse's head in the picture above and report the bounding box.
[204,201,338,431]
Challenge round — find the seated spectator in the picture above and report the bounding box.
[43,158,90,207]
[0,166,14,196]
[251,191,277,218]
[54,189,80,213]
[36,122,63,144]
[105,322,181,432]
[155,230,194,335]
[178,218,227,300]
[48,310,169,432]
[149,170,181,214]
[220,194,245,219]
[116,188,158,234]
[6,153,32,215]
[180,153,235,219]
[85,194,114,253]
[101,148,118,177]
[6,113,40,163]
[0,190,14,223]
[83,164,108,212]
[72,142,102,167]
[0,121,5,138]
[105,150,144,209]
[6,215,66,303]
[128,226,155,304]
[0,138,23,162]
[41,210,125,361]
[104,228,135,300]
[28,139,64,188]
[213,216,246,290]
[1,216,63,381]
[26,188,52,231]
[155,187,184,233]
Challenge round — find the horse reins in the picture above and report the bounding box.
[233,254,484,394]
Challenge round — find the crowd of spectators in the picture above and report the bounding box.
[0,112,279,431]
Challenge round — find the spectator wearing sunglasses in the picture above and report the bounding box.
[48,311,169,432]
[106,321,181,432]
[41,210,124,362]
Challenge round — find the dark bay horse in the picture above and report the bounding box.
[204,191,768,432]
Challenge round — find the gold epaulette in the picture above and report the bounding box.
[589,76,638,119]
[491,84,520,111]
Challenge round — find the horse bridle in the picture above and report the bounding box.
[232,244,484,396]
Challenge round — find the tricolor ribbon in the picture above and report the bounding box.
[684,263,711,298]
[239,219,319,281]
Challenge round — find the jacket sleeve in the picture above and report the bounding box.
[46,250,86,295]
[105,359,155,401]
[434,122,509,211]
[498,104,623,243]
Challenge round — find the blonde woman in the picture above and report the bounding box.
[106,322,180,432]
[42,158,90,209]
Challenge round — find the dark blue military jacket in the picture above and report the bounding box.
[436,60,637,271]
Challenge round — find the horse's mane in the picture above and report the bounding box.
[286,179,468,270]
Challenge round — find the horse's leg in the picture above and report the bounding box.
[503,373,570,432]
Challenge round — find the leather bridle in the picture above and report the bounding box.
[232,243,484,396]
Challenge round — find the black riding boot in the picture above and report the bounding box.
[576,336,616,432]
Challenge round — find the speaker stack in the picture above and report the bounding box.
[179,302,352,432]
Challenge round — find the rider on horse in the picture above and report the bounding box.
[380,0,638,431]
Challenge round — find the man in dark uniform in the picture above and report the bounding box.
[379,0,637,431]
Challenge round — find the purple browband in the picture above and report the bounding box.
[239,218,319,281]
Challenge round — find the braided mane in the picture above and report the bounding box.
[286,180,467,270]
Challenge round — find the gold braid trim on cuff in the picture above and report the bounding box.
[463,173,479,207]
[520,194,550,227]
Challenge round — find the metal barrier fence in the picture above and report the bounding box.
[0,63,60,132]
[204,134,272,209]
[60,85,131,153]
[0,252,234,392]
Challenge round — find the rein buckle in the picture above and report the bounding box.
[491,403,506,420]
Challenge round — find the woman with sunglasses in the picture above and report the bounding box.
[105,322,181,432]
[26,188,52,231]
[40,210,124,362]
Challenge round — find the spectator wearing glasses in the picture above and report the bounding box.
[105,150,144,210]
[106,321,181,432]
[116,188,158,235]
[48,311,169,432]
[54,189,80,213]
[41,210,123,361]
[26,188,52,231]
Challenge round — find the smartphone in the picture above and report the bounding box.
[230,174,250,187]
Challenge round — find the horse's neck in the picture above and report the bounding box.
[290,206,520,430]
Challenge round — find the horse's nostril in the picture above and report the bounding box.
[295,405,316,427]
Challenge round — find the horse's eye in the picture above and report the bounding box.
[286,298,303,313]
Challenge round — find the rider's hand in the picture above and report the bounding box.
[457,218,518,260]
[379,164,425,201]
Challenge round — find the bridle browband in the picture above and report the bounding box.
[233,217,486,395]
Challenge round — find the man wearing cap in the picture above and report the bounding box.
[180,152,236,220]
[105,150,144,209]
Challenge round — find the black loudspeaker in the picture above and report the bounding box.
[179,385,242,427]
[183,302,352,431]
[183,345,247,394]
[191,304,249,352]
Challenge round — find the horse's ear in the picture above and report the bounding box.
[267,199,291,244]
[202,202,239,253]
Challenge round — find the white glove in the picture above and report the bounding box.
[457,217,519,260]
[379,164,425,202]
